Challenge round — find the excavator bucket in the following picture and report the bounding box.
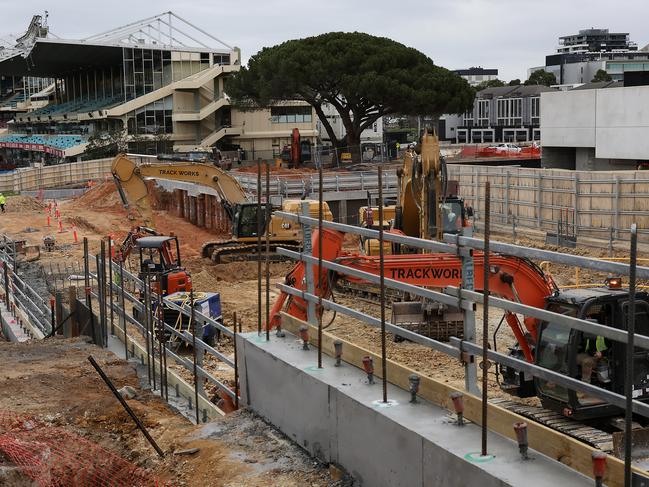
[391,301,464,342]
[613,428,649,460]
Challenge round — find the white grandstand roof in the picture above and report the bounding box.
[81,12,234,52]
[1,11,234,64]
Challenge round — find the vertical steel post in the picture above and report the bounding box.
[317,163,324,368]
[3,261,9,308]
[156,286,165,400]
[257,159,262,336]
[107,238,114,336]
[190,288,200,424]
[147,274,156,389]
[624,223,638,487]
[461,223,479,395]
[573,174,580,239]
[504,171,510,224]
[233,311,239,409]
[614,176,621,240]
[142,273,152,384]
[302,202,316,325]
[378,168,388,403]
[535,173,543,228]
[265,160,271,341]
[99,240,107,346]
[119,259,128,360]
[481,181,491,457]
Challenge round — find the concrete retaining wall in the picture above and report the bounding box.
[237,332,592,487]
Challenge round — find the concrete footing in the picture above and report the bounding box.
[237,332,592,487]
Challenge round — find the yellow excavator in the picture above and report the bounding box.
[360,132,471,255]
[111,154,333,263]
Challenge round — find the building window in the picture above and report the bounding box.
[497,98,522,126]
[270,106,312,123]
[463,109,474,127]
[530,97,540,125]
[477,99,490,127]
[126,95,173,135]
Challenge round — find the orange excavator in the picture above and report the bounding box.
[268,228,649,423]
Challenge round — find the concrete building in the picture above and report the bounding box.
[541,83,649,170]
[529,28,649,85]
[453,67,499,87]
[0,13,319,163]
[455,85,556,144]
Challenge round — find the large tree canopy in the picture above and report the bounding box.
[524,69,557,87]
[227,32,474,158]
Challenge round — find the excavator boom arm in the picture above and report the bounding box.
[111,153,249,225]
[269,228,557,362]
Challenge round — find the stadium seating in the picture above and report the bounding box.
[27,95,123,119]
[0,91,27,109]
[0,134,87,151]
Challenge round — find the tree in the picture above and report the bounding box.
[508,79,521,86]
[474,79,505,90]
[524,69,557,87]
[591,69,612,83]
[84,130,129,159]
[227,32,475,162]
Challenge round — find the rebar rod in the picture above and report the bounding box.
[265,160,271,342]
[233,311,239,409]
[378,168,387,403]
[624,223,638,487]
[318,163,324,369]
[142,273,152,384]
[88,355,165,457]
[257,158,262,336]
[481,181,491,456]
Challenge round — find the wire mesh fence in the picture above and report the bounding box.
[0,410,167,487]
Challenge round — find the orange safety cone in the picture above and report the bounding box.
[58,220,64,233]
[72,225,78,244]
[55,208,60,219]
[47,215,51,227]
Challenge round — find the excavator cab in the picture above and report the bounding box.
[532,288,649,421]
[136,236,191,295]
[232,203,267,238]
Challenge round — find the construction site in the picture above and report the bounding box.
[2,9,649,487]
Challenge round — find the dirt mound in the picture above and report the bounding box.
[190,261,294,287]
[72,181,123,210]
[65,215,102,234]
[5,195,45,212]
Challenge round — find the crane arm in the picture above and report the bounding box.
[111,154,249,225]
[268,228,558,362]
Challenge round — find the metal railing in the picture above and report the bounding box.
[81,240,237,422]
[0,235,52,335]
[273,180,649,484]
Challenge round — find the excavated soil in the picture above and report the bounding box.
[0,339,339,486]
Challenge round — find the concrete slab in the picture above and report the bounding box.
[238,331,593,487]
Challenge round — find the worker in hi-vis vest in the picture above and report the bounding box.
[576,335,608,383]
[0,193,6,213]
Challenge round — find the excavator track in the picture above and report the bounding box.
[490,398,614,452]
[203,240,303,264]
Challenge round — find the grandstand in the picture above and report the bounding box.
[0,12,319,165]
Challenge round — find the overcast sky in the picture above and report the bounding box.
[1,0,648,81]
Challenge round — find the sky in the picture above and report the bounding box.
[1,0,648,81]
